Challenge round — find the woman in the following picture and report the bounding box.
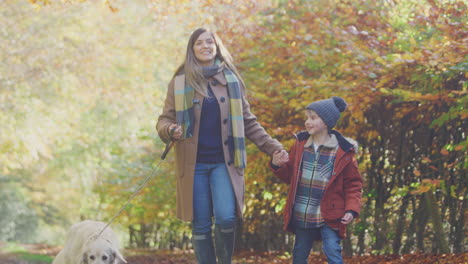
[156,28,288,264]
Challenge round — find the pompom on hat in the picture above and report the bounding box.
[305,96,347,128]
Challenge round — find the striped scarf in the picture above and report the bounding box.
[174,61,246,168]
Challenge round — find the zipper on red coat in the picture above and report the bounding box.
[303,146,320,228]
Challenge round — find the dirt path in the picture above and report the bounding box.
[1,243,466,264]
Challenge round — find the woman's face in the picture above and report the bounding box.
[193,31,217,66]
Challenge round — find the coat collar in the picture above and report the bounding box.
[295,130,357,153]
[331,130,358,153]
[304,134,338,150]
[212,71,227,86]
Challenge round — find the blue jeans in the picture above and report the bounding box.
[192,162,236,234]
[293,225,342,264]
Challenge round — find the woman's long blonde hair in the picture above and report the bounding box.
[173,28,246,96]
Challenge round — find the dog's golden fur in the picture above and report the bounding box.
[53,220,126,264]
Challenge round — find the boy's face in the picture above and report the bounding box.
[305,110,328,136]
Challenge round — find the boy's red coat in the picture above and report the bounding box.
[271,131,363,238]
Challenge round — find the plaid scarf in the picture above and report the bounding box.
[174,61,246,168]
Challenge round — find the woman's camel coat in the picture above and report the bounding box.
[156,71,283,221]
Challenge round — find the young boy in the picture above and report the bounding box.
[271,96,362,264]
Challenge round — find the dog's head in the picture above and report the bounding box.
[81,239,127,264]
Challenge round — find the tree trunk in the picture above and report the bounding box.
[369,152,388,252]
[129,225,135,248]
[357,227,366,255]
[356,202,370,255]
[402,197,417,254]
[416,196,429,252]
[343,225,353,256]
[452,197,466,253]
[373,205,387,252]
[424,191,450,253]
[392,194,410,254]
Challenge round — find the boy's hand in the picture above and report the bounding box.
[340,212,354,225]
[272,150,289,167]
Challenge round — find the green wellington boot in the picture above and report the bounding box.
[214,225,235,264]
[192,232,217,264]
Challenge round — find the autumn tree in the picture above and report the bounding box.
[6,0,466,256]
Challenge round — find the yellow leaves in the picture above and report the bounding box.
[454,144,465,151]
[421,179,433,184]
[410,184,429,195]
[418,185,431,193]
[413,169,421,177]
[440,148,449,156]
[104,0,119,13]
[410,178,443,195]
[28,0,51,5]
[421,157,432,164]
[367,130,380,139]
[288,98,303,111]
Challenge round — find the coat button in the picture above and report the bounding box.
[211,80,218,86]
[224,140,228,145]
[220,97,226,102]
[228,160,233,166]
[223,118,228,124]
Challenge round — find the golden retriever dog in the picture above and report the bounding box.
[53,220,127,264]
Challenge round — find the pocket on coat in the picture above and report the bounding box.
[330,201,345,210]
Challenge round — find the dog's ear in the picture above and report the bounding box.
[107,250,115,264]
[82,253,88,264]
[112,249,127,264]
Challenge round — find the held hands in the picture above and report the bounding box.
[272,150,289,167]
[168,124,182,140]
[340,212,354,225]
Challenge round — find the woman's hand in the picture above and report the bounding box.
[168,124,182,140]
[272,150,289,167]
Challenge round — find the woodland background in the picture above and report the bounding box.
[0,0,466,263]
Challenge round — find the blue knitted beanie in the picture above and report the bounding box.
[305,96,347,128]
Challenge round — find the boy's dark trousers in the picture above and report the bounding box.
[293,225,343,264]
